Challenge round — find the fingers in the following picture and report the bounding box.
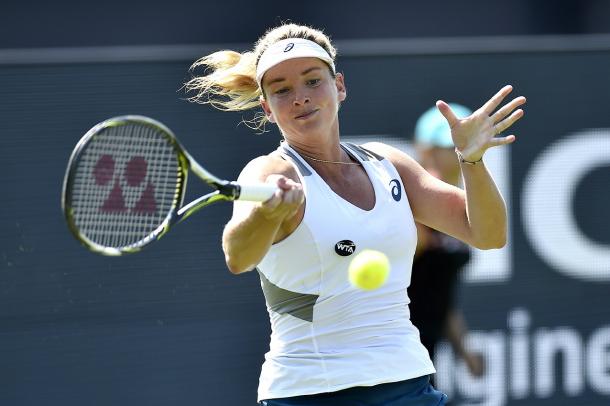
[266,174,300,192]
[488,134,516,148]
[436,100,458,128]
[481,84,513,115]
[273,176,304,205]
[493,108,525,135]
[491,95,526,125]
[448,85,524,157]
[485,87,525,142]
[260,175,304,219]
[281,184,305,206]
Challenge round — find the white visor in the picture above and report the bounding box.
[256,38,335,87]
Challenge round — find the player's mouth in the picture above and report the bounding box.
[295,109,319,120]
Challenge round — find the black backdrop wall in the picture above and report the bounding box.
[1,38,609,405]
[3,0,610,48]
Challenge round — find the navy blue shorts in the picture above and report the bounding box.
[259,375,447,406]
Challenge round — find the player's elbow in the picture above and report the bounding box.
[495,233,508,249]
[473,233,507,250]
[224,254,255,275]
[222,233,252,274]
[475,240,506,250]
[225,260,247,275]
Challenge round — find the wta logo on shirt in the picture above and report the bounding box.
[389,179,402,201]
[335,240,356,256]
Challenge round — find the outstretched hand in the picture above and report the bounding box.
[437,85,526,162]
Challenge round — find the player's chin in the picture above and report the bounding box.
[293,117,327,133]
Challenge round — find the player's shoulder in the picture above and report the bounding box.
[238,150,298,182]
[360,141,418,166]
[360,141,427,187]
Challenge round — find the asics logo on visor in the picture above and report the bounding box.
[256,38,335,86]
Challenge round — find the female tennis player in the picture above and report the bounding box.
[186,23,525,405]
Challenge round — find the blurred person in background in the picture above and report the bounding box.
[408,104,486,385]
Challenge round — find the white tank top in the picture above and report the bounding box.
[256,142,435,401]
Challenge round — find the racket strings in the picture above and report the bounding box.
[70,123,181,249]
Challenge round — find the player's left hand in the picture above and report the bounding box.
[437,85,526,163]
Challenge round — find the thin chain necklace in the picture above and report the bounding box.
[292,146,361,166]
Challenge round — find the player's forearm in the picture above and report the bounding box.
[461,161,507,249]
[222,208,283,274]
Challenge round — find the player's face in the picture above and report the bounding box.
[260,57,346,138]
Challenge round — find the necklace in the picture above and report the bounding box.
[301,154,361,165]
[292,147,361,165]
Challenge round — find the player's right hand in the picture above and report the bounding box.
[258,174,304,222]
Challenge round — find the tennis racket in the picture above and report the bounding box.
[62,115,276,256]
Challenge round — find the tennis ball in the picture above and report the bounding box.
[348,249,390,290]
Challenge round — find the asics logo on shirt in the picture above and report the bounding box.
[389,179,402,201]
[335,240,356,256]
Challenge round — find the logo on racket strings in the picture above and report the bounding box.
[93,154,157,215]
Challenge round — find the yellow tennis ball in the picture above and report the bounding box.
[348,249,390,290]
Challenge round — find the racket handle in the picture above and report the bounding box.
[237,183,277,202]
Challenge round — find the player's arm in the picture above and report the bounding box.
[364,142,507,250]
[368,86,524,249]
[222,154,304,274]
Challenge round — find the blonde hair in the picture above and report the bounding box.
[185,23,337,131]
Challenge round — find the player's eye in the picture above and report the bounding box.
[274,87,290,95]
[306,78,321,86]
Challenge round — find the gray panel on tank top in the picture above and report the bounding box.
[258,270,318,322]
[343,142,385,161]
[281,147,312,176]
